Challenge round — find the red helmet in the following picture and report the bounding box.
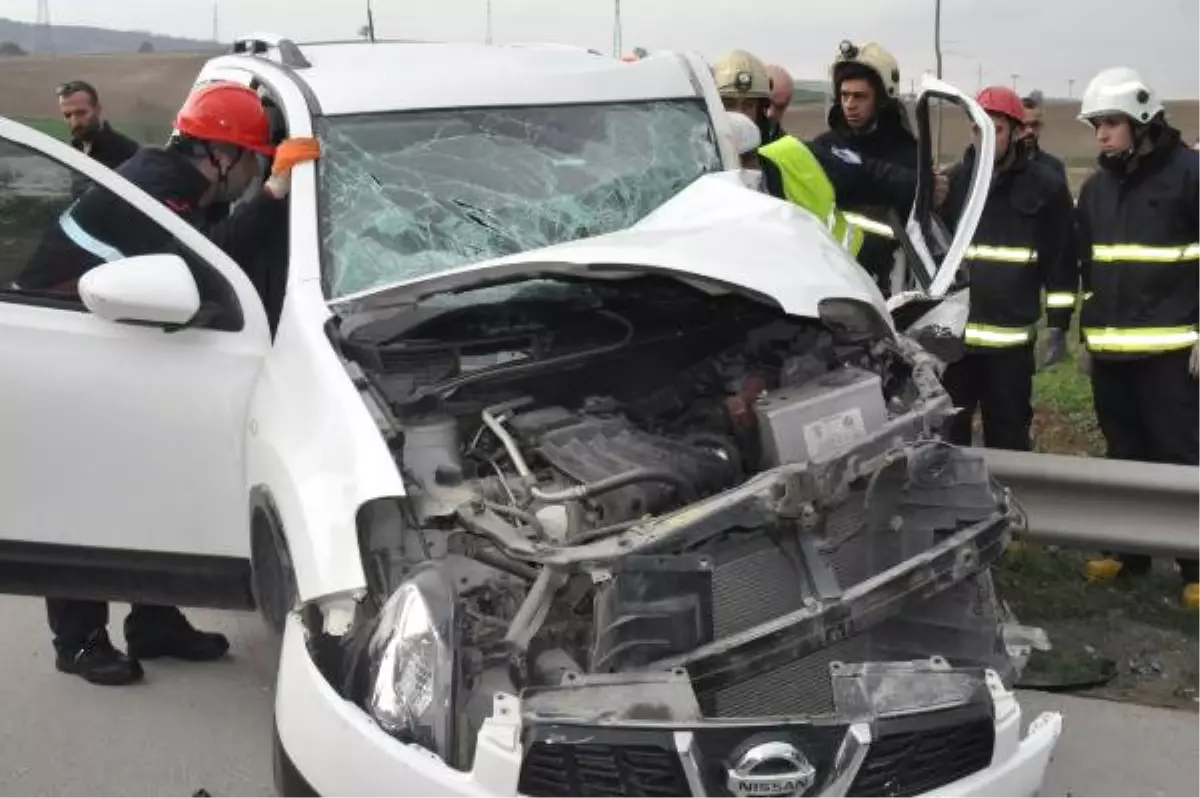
[976,86,1026,125]
[174,82,275,156]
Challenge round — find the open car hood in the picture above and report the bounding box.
[330,171,890,325]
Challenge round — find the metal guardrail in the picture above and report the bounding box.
[971,448,1200,558]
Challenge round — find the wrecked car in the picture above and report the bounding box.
[0,35,1060,798]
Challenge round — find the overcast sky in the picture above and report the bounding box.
[2,0,1197,98]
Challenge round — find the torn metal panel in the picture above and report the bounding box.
[829,659,991,722]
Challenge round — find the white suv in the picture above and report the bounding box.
[0,35,1061,797]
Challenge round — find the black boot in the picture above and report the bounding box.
[55,629,144,686]
[125,605,230,662]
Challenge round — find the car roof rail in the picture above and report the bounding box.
[231,33,312,69]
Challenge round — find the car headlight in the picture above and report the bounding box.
[366,564,457,762]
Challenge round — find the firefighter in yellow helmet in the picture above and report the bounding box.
[812,40,918,294]
[711,49,924,263]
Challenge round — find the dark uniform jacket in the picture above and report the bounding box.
[813,101,919,288]
[73,121,141,169]
[942,142,1077,349]
[69,121,141,196]
[19,148,287,329]
[759,124,918,222]
[1076,124,1199,360]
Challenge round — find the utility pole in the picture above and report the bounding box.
[612,0,622,58]
[1011,72,1020,93]
[212,1,219,43]
[35,0,54,54]
[977,62,983,91]
[1068,78,1075,99]
[485,0,493,45]
[934,0,944,164]
[365,0,376,43]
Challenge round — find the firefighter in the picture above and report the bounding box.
[21,81,321,684]
[710,50,935,258]
[937,86,1077,452]
[813,40,918,294]
[1072,67,1199,606]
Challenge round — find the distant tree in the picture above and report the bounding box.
[138,41,155,53]
[358,24,371,39]
[632,46,649,58]
[0,41,27,56]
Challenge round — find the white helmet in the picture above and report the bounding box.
[725,111,762,156]
[1078,66,1164,125]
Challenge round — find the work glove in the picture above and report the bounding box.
[1039,327,1067,370]
[264,137,321,200]
[1190,342,1198,379]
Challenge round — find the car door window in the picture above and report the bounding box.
[0,138,244,332]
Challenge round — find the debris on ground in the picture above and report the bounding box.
[996,543,1198,710]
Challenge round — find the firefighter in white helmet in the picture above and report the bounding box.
[1073,66,1199,607]
[813,40,918,295]
[710,49,926,259]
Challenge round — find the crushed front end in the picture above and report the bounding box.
[294,275,1061,797]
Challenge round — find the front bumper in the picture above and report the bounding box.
[274,615,1063,797]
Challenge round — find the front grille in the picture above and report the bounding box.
[849,716,995,796]
[517,742,691,797]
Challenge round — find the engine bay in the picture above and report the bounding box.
[325,276,1021,770]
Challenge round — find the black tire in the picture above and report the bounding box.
[251,509,297,637]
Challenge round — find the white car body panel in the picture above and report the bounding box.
[244,284,402,602]
[277,616,1062,797]
[0,116,270,558]
[334,171,891,327]
[258,42,705,116]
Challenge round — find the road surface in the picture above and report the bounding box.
[0,597,1194,796]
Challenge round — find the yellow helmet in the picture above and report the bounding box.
[832,40,901,99]
[712,50,772,99]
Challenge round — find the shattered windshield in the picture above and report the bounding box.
[317,99,722,299]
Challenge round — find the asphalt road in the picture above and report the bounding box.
[0,596,1194,797]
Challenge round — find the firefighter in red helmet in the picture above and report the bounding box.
[19,81,321,687]
[935,85,1077,452]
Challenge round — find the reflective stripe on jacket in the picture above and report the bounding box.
[1076,126,1199,358]
[941,146,1078,349]
[757,135,864,256]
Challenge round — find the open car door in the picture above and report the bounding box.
[0,118,272,609]
[885,74,995,360]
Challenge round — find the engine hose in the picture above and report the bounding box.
[567,519,641,546]
[468,547,538,581]
[531,468,698,504]
[481,400,534,481]
[482,500,546,540]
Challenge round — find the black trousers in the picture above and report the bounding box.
[1091,349,1199,582]
[46,599,186,654]
[941,344,1035,452]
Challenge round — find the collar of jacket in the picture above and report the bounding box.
[71,120,112,150]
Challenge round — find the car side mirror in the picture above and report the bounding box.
[79,254,202,328]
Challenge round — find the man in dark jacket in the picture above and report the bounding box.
[20,81,319,685]
[55,80,140,194]
[1071,68,1199,607]
[937,86,1077,452]
[813,40,918,294]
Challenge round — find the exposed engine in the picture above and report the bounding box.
[324,276,1024,782]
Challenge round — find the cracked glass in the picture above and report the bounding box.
[317,100,722,300]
